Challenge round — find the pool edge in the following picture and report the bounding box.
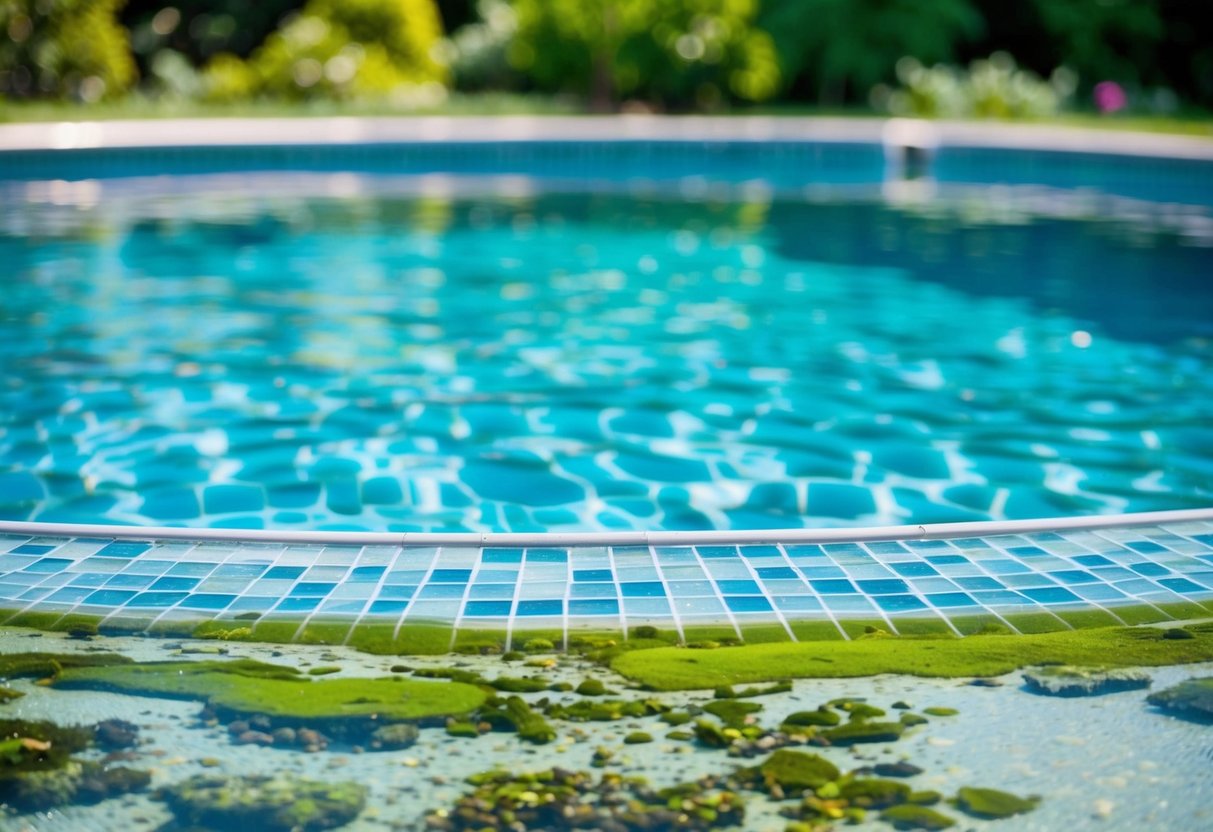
[3,507,1212,546]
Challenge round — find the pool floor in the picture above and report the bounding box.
[3,515,1212,650]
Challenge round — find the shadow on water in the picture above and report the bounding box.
[766,196,1213,346]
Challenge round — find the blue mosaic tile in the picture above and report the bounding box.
[724,595,773,613]
[0,519,1209,639]
[95,542,151,558]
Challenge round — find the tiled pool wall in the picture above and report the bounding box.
[4,138,1213,206]
[3,514,1212,651]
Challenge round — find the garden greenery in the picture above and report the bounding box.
[0,0,135,100]
[202,0,446,102]
[508,0,780,110]
[0,0,1210,114]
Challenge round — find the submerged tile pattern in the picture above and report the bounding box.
[2,520,1212,643]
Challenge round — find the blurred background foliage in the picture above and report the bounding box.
[1,0,1210,118]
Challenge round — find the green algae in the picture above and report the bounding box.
[1,718,149,811]
[623,731,653,744]
[1023,665,1152,697]
[0,685,24,703]
[489,675,549,693]
[574,678,610,696]
[787,620,845,641]
[838,778,912,809]
[781,708,841,729]
[749,749,839,793]
[503,696,556,744]
[427,767,744,831]
[881,804,956,829]
[712,680,791,699]
[0,652,133,680]
[821,721,905,745]
[1146,676,1213,721]
[891,618,954,637]
[53,659,486,724]
[954,786,1039,819]
[611,621,1213,690]
[544,698,666,722]
[841,702,886,721]
[446,721,480,738]
[922,707,958,717]
[702,699,762,727]
[162,773,366,832]
[660,710,693,726]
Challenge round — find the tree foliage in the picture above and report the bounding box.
[0,0,136,100]
[203,0,446,102]
[509,0,780,110]
[760,0,983,103]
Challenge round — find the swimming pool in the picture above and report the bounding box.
[2,119,1212,535]
[3,118,1213,832]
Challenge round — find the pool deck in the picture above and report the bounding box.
[2,509,1211,649]
[2,115,1212,160]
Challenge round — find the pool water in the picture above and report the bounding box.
[1,164,1212,532]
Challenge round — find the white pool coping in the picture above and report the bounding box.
[0,115,1211,161]
[2,508,1212,547]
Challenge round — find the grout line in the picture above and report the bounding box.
[344,543,407,646]
[733,545,795,642]
[393,546,440,643]
[651,546,686,645]
[776,543,847,641]
[691,545,741,642]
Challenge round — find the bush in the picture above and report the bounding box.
[440,0,519,91]
[0,0,136,100]
[760,0,982,104]
[202,0,447,102]
[877,52,1075,118]
[509,0,779,110]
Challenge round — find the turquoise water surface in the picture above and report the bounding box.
[1,147,1212,532]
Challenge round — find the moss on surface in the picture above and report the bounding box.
[54,659,486,723]
[680,624,741,645]
[451,628,508,655]
[821,721,905,745]
[892,617,954,637]
[249,619,301,644]
[611,622,1213,689]
[954,786,1039,819]
[781,708,841,728]
[1146,676,1213,720]
[881,803,956,829]
[0,652,133,679]
[999,612,1068,634]
[838,618,894,639]
[787,620,845,641]
[752,749,839,792]
[736,623,792,643]
[1054,608,1122,629]
[296,621,352,646]
[1106,604,1168,626]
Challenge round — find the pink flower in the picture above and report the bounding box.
[1094,81,1127,114]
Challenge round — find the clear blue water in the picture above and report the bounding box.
[1,148,1212,532]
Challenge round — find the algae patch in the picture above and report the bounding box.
[161,773,366,832]
[611,623,1213,689]
[53,658,487,725]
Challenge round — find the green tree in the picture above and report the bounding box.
[509,0,779,110]
[760,0,983,104]
[204,0,447,102]
[0,0,136,100]
[1030,0,1163,90]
